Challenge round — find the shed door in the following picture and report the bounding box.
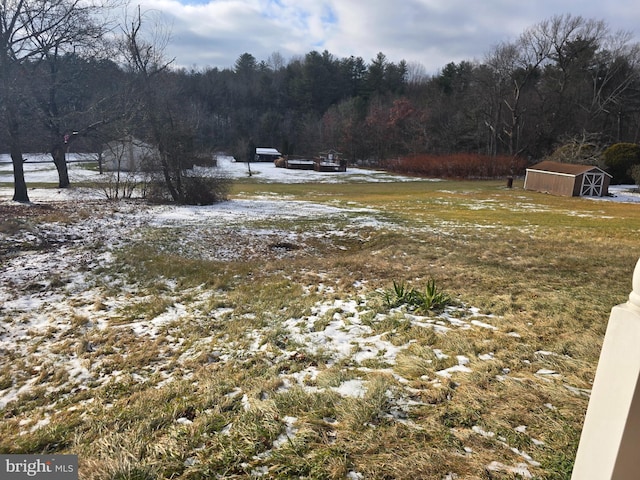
[581,172,604,196]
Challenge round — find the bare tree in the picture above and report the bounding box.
[266,51,285,71]
[405,61,428,86]
[119,7,230,204]
[0,0,113,201]
[483,26,551,156]
[546,131,607,165]
[119,7,184,200]
[528,14,640,146]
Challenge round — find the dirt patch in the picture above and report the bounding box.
[269,241,301,251]
[0,201,59,220]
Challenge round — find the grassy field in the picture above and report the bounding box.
[1,177,639,479]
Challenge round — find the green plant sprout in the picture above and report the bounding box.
[383,279,452,313]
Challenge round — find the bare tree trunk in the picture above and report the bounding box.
[0,38,28,202]
[5,94,29,202]
[5,87,29,202]
[11,149,29,203]
[51,142,70,188]
[158,151,181,201]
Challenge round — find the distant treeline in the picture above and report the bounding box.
[3,14,640,171]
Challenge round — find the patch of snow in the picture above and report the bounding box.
[215,156,427,184]
[456,355,470,366]
[433,349,449,360]
[226,388,243,399]
[470,319,497,330]
[241,394,251,411]
[565,385,591,397]
[486,461,533,479]
[510,447,541,467]
[250,466,269,477]
[535,369,557,375]
[184,457,198,467]
[592,184,640,204]
[334,379,367,398]
[436,365,473,378]
[29,417,51,433]
[472,425,495,438]
[273,416,298,448]
[288,366,321,386]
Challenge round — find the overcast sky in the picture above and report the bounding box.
[134,0,640,75]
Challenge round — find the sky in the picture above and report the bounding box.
[131,0,640,75]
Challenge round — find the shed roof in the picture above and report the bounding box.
[256,147,281,155]
[527,161,612,178]
[104,136,154,151]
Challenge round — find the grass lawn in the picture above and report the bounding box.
[1,177,639,479]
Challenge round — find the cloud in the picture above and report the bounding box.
[133,0,640,73]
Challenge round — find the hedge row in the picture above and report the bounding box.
[384,153,527,179]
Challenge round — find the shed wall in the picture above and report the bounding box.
[524,171,577,196]
[102,139,157,172]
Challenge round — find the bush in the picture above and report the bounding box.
[92,170,149,200]
[182,174,231,205]
[385,153,527,179]
[602,143,640,184]
[144,171,231,205]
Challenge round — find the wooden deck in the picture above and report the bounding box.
[273,153,347,172]
[315,161,346,172]
[285,159,316,170]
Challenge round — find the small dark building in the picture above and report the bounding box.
[254,147,282,162]
[524,161,612,197]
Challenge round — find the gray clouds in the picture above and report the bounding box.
[134,0,640,73]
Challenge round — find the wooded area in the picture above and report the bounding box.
[2,7,640,201]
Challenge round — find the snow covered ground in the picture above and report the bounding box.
[2,152,639,202]
[0,153,425,196]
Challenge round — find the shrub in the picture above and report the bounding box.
[145,170,232,205]
[385,153,527,179]
[602,143,640,184]
[182,173,232,205]
[94,170,149,200]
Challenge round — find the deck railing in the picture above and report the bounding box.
[572,258,640,479]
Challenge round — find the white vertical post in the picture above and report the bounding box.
[572,258,640,479]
